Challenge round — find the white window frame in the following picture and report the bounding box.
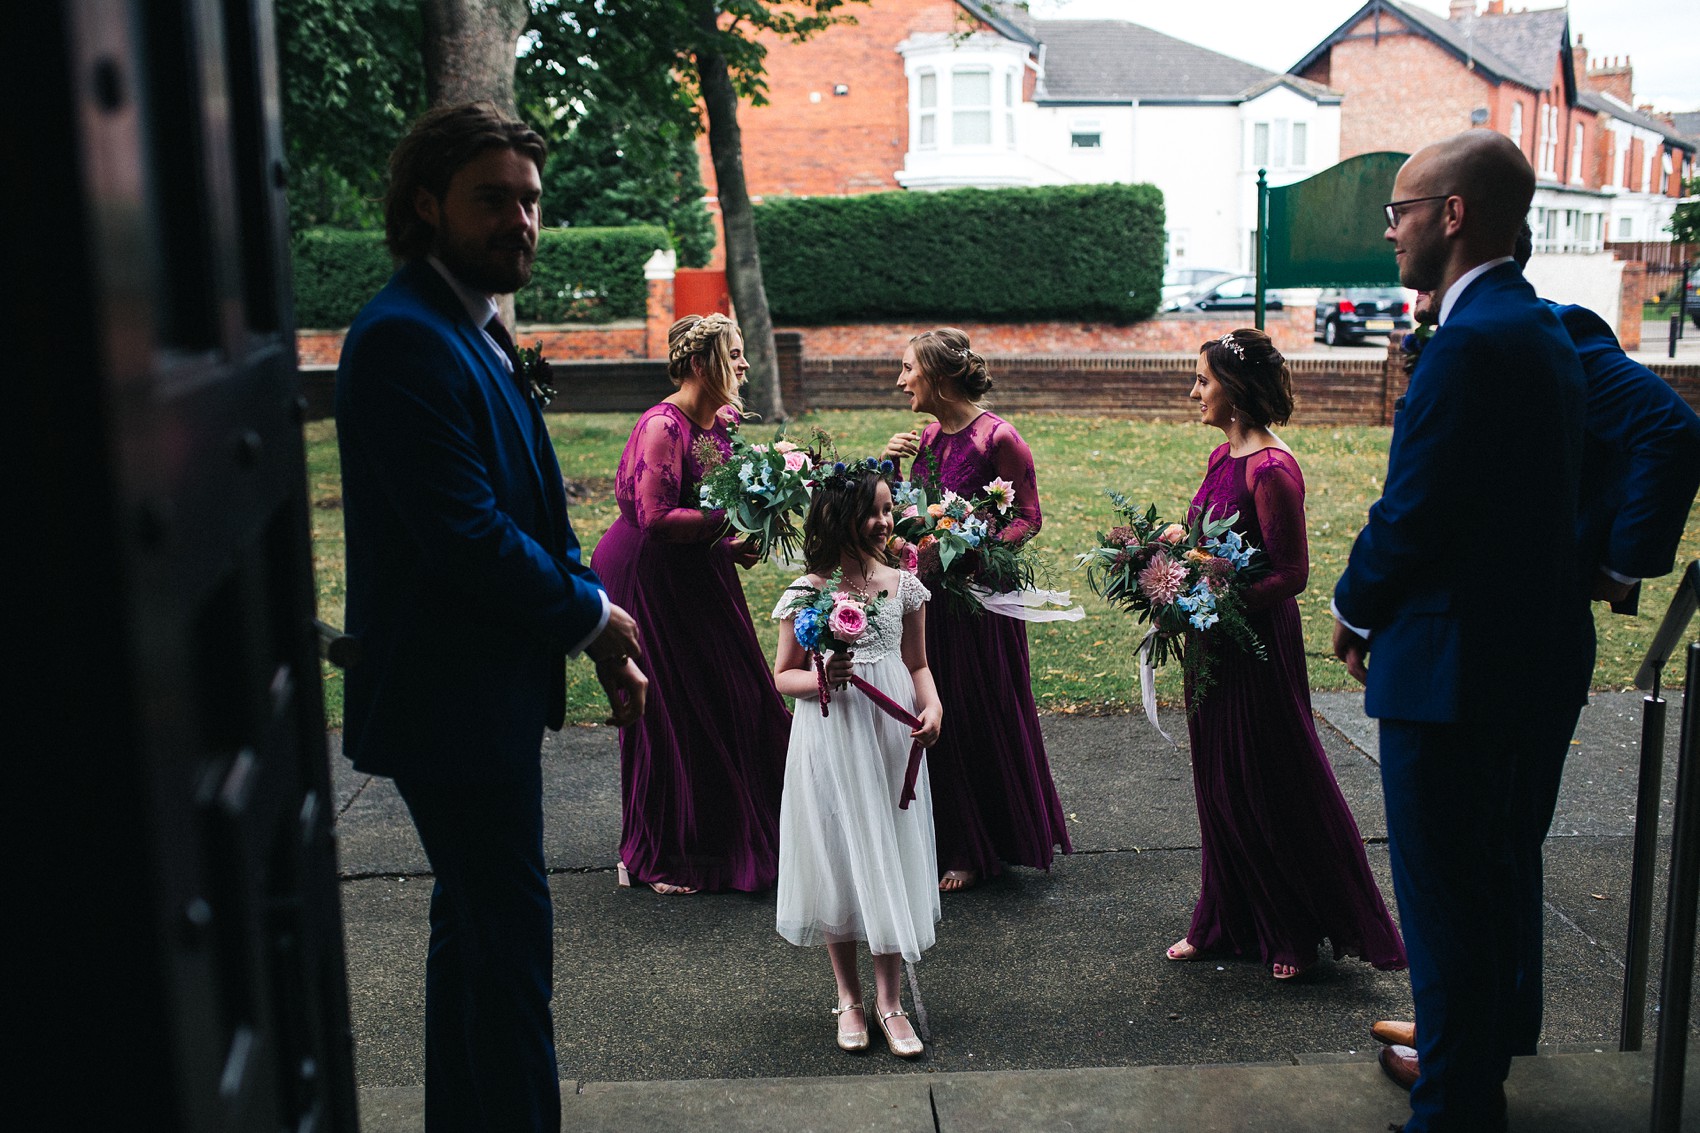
[915,70,937,149]
[1509,101,1524,150]
[1570,122,1584,184]
[951,67,994,147]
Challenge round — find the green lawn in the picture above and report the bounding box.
[305,410,1697,727]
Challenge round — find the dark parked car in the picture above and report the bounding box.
[1162,266,1235,305]
[1314,287,1412,345]
[1173,274,1283,313]
[1686,276,1699,329]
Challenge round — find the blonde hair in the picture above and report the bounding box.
[909,327,992,407]
[667,314,744,412]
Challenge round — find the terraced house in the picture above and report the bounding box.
[704,0,1343,277]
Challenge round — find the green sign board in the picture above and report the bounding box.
[1263,151,1409,289]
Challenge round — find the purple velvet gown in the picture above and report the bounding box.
[911,411,1072,878]
[1184,443,1406,972]
[590,403,791,892]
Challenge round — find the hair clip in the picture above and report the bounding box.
[1218,332,1246,361]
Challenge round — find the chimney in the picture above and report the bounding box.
[1449,0,1475,20]
[1587,54,1634,105]
[1486,0,1504,13]
[1572,34,1588,88]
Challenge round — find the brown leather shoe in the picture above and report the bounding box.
[1372,1019,1416,1046]
[1378,1043,1419,1090]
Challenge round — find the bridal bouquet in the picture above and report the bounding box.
[695,416,832,563]
[780,572,886,715]
[1078,494,1269,734]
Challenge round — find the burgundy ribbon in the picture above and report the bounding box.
[807,651,926,810]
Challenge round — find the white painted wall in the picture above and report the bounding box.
[1133,105,1245,272]
[1523,252,1626,337]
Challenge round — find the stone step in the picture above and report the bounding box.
[357,1047,1694,1132]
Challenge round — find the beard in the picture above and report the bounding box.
[434,220,535,295]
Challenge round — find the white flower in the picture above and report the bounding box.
[983,476,1016,514]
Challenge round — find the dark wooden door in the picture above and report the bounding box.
[8,3,359,1129]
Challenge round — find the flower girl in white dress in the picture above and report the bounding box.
[772,461,943,1057]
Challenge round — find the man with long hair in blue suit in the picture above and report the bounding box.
[336,102,647,1133]
[1332,130,1594,1133]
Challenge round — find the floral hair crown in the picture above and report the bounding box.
[821,456,896,490]
[1217,332,1246,361]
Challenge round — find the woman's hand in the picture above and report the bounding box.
[882,431,920,462]
[910,703,942,748]
[823,650,855,689]
[725,532,762,569]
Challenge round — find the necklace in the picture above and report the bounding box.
[841,557,880,599]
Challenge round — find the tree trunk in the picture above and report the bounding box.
[696,24,786,421]
[421,0,527,112]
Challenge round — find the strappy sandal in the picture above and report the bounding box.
[876,1006,923,1058]
[831,1000,868,1052]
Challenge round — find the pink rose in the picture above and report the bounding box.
[1158,523,1187,544]
[902,505,920,519]
[783,450,808,472]
[901,543,919,573]
[827,599,868,642]
[773,440,798,454]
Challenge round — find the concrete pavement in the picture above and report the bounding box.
[332,688,1696,1130]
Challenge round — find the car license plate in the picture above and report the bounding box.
[1366,319,1394,331]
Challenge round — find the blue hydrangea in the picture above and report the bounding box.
[794,606,822,651]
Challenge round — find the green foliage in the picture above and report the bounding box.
[275,0,425,233]
[291,229,397,329]
[752,184,1166,324]
[289,226,672,328]
[1668,177,1700,246]
[518,226,673,323]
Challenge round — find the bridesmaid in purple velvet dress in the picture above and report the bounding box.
[591,314,791,894]
[883,328,1071,891]
[1166,328,1405,978]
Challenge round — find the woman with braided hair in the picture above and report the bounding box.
[882,327,1072,891]
[591,314,792,893]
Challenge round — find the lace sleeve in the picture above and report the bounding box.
[772,577,814,620]
[1241,450,1309,611]
[900,570,932,613]
[626,409,726,543]
[988,419,1043,544]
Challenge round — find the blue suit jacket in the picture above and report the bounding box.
[1554,302,1700,614]
[335,261,607,782]
[1335,263,1592,723]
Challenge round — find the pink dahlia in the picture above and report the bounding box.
[1137,551,1188,605]
[827,600,868,642]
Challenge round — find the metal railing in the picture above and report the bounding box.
[1618,559,1699,1133]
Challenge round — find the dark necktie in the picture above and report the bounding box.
[483,313,524,382]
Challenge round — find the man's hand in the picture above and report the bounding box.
[1589,569,1635,604]
[1332,618,1369,685]
[595,656,647,727]
[587,602,643,666]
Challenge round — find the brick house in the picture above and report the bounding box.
[705,0,1342,275]
[1289,0,1695,254]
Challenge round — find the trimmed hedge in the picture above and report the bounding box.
[289,225,671,328]
[752,183,1164,324]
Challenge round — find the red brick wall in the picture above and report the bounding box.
[1618,262,1645,350]
[1303,11,1497,160]
[776,308,1317,360]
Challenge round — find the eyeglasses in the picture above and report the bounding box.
[1384,195,1450,228]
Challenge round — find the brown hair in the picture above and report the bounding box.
[802,463,898,575]
[1198,328,1294,428]
[910,327,992,404]
[383,102,546,261]
[666,314,744,412]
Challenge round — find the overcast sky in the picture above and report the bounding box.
[1027,1,1699,112]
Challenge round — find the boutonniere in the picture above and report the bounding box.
[518,341,556,408]
[1398,322,1436,376]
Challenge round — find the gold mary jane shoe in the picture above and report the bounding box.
[832,1001,869,1052]
[876,1007,923,1058]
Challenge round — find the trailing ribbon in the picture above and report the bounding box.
[967,585,1086,623]
[809,651,926,809]
[1137,625,1174,745]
